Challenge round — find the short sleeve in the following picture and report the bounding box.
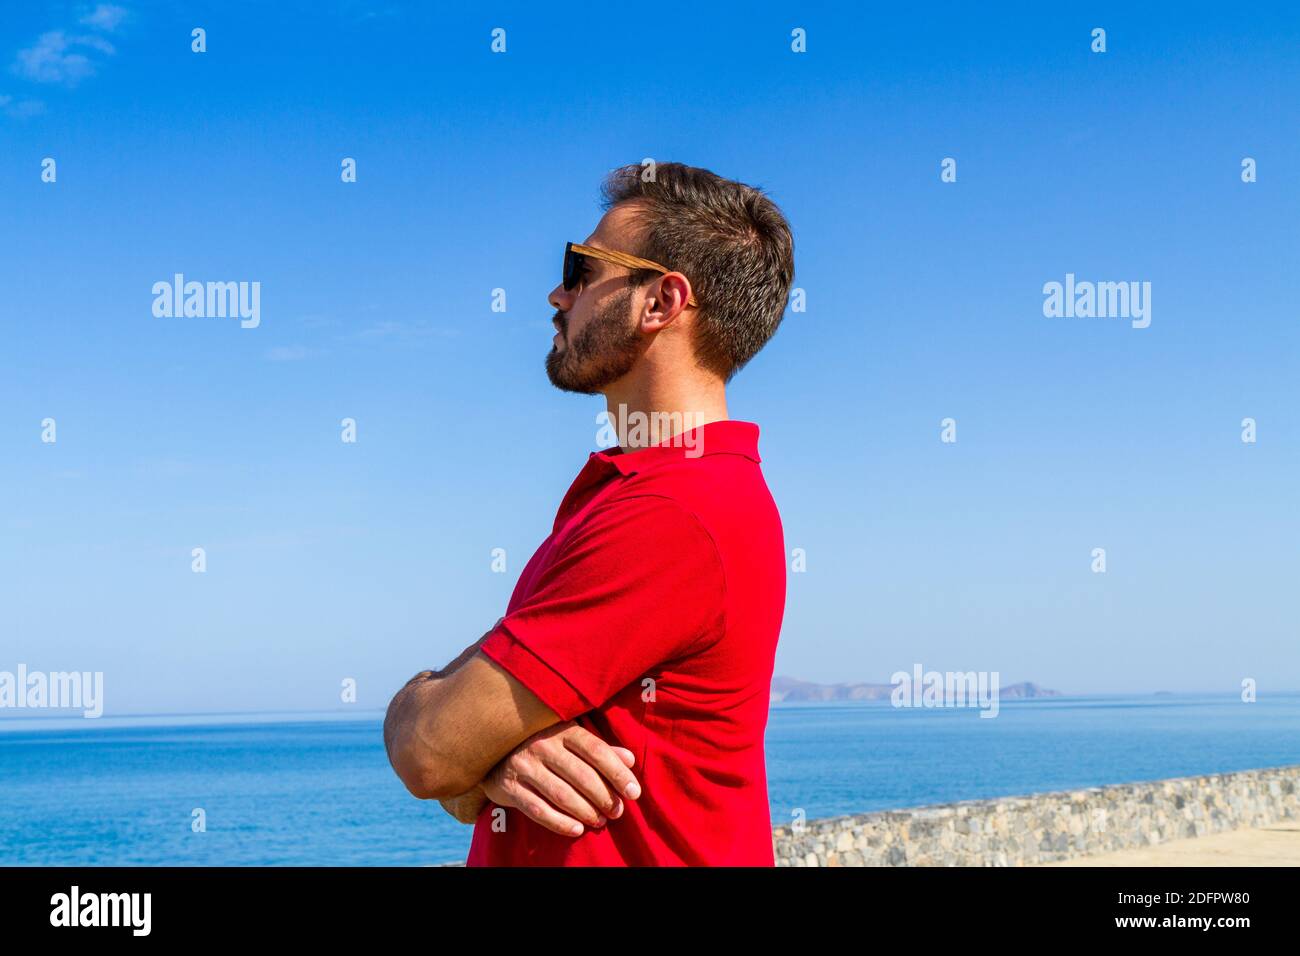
[478,494,727,721]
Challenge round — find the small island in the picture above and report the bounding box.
[770,676,1061,704]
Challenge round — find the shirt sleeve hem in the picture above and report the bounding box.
[479,624,592,722]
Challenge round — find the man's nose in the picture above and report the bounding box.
[548,283,575,311]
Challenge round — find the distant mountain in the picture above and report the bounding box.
[770,675,1061,704]
[999,682,1061,699]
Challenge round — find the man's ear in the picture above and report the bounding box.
[640,274,693,333]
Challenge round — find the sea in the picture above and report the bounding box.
[2,693,1298,866]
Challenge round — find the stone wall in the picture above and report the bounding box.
[772,763,1300,866]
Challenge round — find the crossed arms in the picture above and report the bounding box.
[383,625,641,834]
[383,495,726,833]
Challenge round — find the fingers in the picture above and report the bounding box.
[563,727,642,802]
[524,752,616,829]
[480,723,643,839]
[488,748,609,834]
[505,779,596,838]
[537,746,626,820]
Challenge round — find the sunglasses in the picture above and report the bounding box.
[563,241,698,308]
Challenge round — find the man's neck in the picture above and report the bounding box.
[603,378,729,451]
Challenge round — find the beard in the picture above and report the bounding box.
[545,287,643,394]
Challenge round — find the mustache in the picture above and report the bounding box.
[552,310,567,335]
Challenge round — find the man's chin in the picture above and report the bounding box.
[546,358,602,395]
[548,377,599,395]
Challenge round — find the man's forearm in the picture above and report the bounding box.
[430,627,503,822]
[421,636,493,822]
[384,620,502,794]
[387,620,501,819]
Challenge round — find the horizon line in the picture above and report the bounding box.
[2,690,1298,725]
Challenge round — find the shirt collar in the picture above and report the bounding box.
[590,419,762,477]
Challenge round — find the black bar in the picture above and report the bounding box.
[0,865,1281,941]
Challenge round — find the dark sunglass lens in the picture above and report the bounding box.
[563,249,575,289]
[564,250,584,290]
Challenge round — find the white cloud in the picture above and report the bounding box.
[12,5,124,87]
[12,30,107,85]
[80,4,128,32]
[73,34,116,55]
[0,93,46,118]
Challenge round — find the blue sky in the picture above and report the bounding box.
[2,1,1297,715]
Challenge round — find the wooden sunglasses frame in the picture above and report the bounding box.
[565,241,698,308]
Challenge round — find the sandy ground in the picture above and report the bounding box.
[1037,820,1300,866]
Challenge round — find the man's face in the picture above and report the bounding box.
[545,206,645,394]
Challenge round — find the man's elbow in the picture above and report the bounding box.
[392,755,465,801]
[383,688,474,800]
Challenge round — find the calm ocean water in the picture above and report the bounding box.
[3,694,1298,866]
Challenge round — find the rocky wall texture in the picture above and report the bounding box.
[772,764,1300,866]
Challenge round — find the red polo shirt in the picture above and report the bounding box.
[465,419,786,866]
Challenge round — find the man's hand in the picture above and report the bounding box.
[441,720,642,837]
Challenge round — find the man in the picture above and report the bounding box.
[384,161,795,865]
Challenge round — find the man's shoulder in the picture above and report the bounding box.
[626,452,778,515]
[602,459,782,560]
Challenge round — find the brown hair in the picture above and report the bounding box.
[599,162,795,382]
